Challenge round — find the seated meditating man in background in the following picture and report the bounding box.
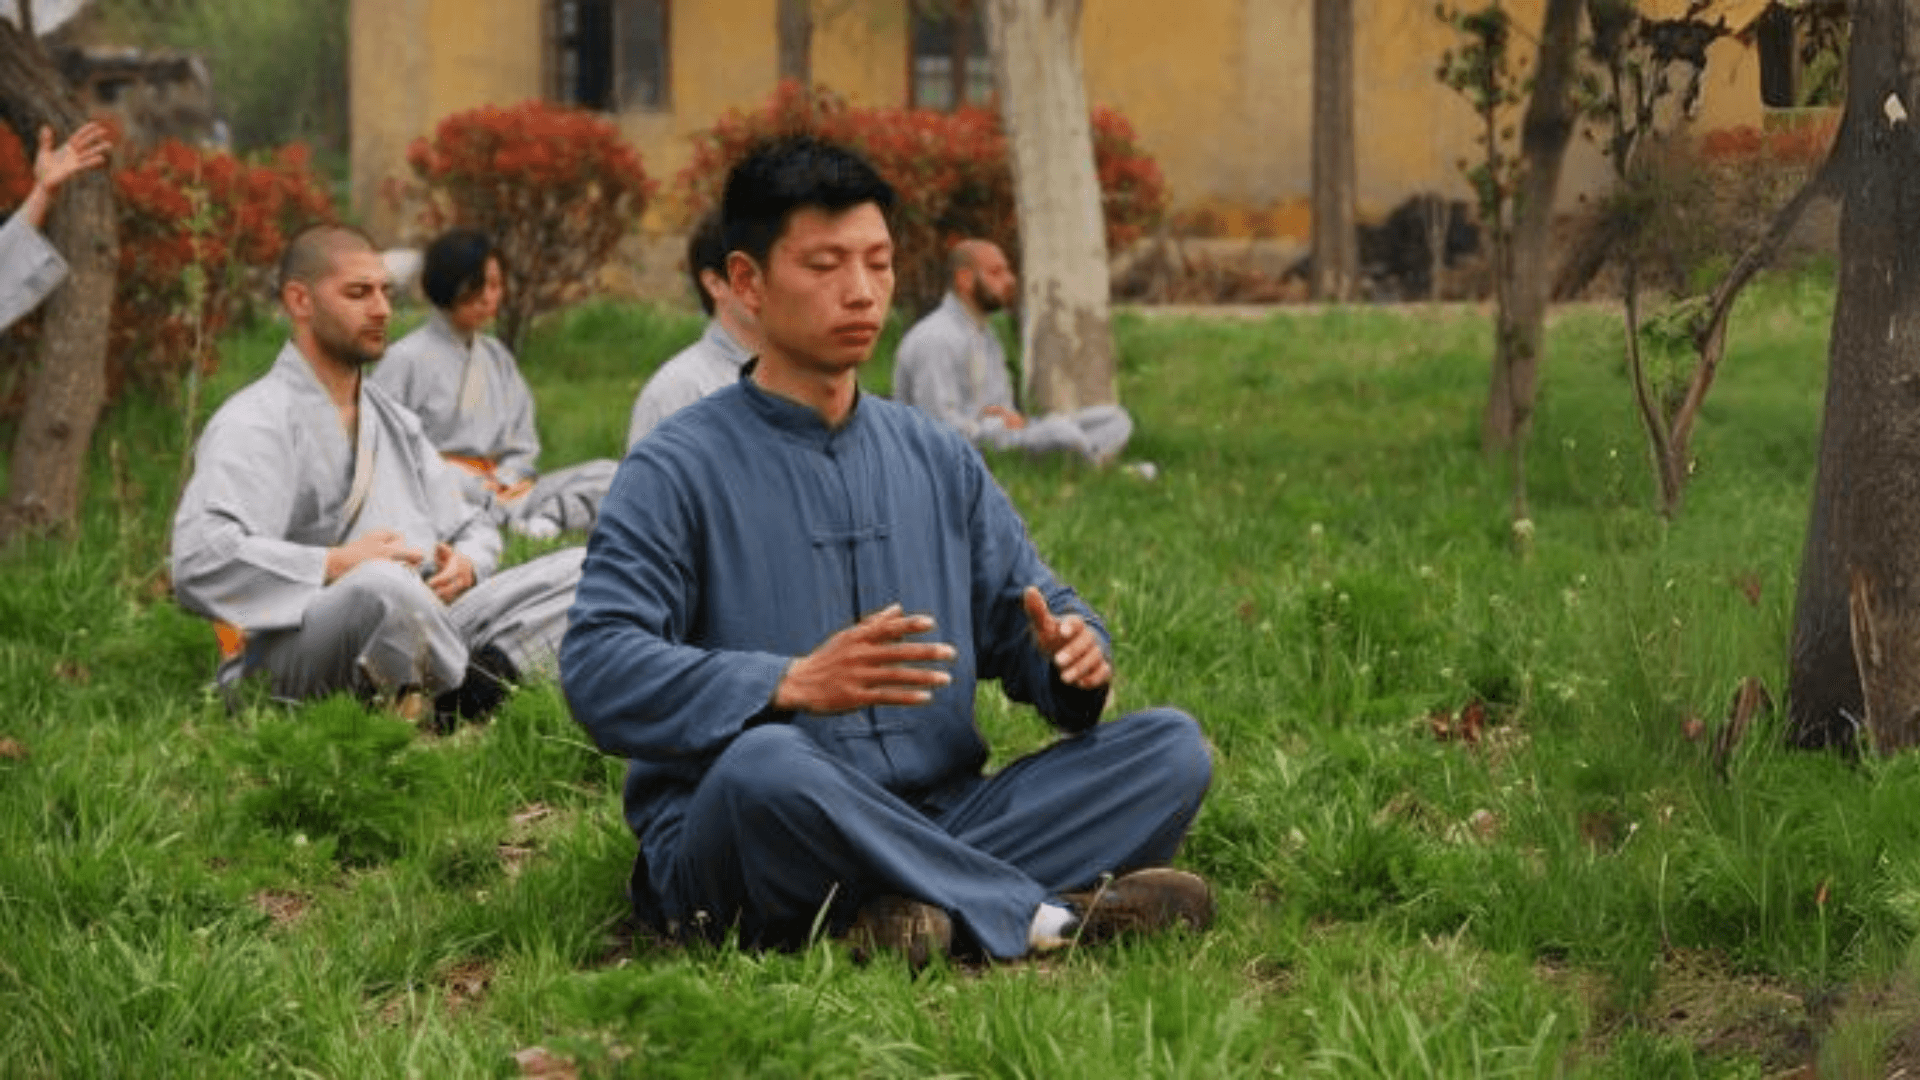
[894,238,1133,465]
[626,208,763,448]
[172,224,586,727]
[373,228,617,540]
[563,136,1214,968]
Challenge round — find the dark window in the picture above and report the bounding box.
[618,0,670,109]
[1756,1,1846,109]
[1755,4,1795,108]
[909,0,991,110]
[550,0,669,112]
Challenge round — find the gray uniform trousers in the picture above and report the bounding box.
[984,404,1135,464]
[242,547,585,700]
[512,459,618,533]
[659,706,1211,959]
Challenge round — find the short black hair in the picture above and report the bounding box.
[721,135,895,269]
[421,228,498,310]
[687,209,726,316]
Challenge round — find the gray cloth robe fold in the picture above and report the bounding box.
[374,311,614,532]
[627,319,753,448]
[0,210,69,332]
[894,292,1133,463]
[172,342,581,698]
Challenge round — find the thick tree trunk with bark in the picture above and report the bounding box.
[1788,0,1920,753]
[0,17,116,541]
[983,0,1117,412]
[1482,0,1583,456]
[777,0,813,87]
[1310,0,1357,302]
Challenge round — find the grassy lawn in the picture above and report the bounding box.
[5,270,1918,1077]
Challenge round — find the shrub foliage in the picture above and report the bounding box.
[0,126,333,417]
[404,100,656,351]
[112,140,334,396]
[678,82,1168,316]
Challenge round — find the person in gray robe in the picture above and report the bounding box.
[0,121,111,331]
[373,229,616,540]
[626,209,761,448]
[893,239,1133,465]
[172,224,584,725]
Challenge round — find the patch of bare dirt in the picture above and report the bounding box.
[251,889,310,929]
[1644,950,1814,1072]
[513,1045,579,1079]
[440,958,494,1015]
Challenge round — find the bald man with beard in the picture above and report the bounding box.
[171,224,585,726]
[893,239,1132,465]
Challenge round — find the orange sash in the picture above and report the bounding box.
[214,620,246,660]
[444,454,498,480]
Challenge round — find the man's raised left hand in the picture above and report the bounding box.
[1022,585,1111,690]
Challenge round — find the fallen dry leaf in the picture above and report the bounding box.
[0,738,27,761]
[1713,677,1772,776]
[1469,808,1499,840]
[1682,713,1706,743]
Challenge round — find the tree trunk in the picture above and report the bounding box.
[1481,0,1584,454]
[983,0,1116,412]
[777,0,813,88]
[0,17,117,541]
[1787,0,1920,753]
[1309,0,1357,302]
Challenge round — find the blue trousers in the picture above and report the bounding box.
[657,707,1212,958]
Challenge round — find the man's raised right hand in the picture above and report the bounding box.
[325,529,424,584]
[772,604,956,715]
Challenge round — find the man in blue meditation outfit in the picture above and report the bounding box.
[562,136,1214,966]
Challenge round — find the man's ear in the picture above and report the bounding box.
[726,251,763,315]
[281,280,312,321]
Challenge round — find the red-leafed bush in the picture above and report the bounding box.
[403,100,656,351]
[678,82,1167,316]
[111,140,334,398]
[0,127,29,208]
[0,125,332,417]
[1696,117,1837,170]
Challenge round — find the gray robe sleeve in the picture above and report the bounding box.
[894,331,984,439]
[413,422,501,581]
[171,411,329,632]
[628,370,706,450]
[492,340,542,484]
[0,210,69,333]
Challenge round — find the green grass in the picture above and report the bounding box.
[4,273,1915,1076]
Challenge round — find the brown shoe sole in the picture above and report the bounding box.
[1064,868,1215,943]
[845,894,951,969]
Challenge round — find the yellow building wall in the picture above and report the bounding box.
[350,0,545,242]
[813,1,910,108]
[350,0,1787,242]
[618,0,778,217]
[349,0,430,242]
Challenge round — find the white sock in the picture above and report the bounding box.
[1027,901,1077,951]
